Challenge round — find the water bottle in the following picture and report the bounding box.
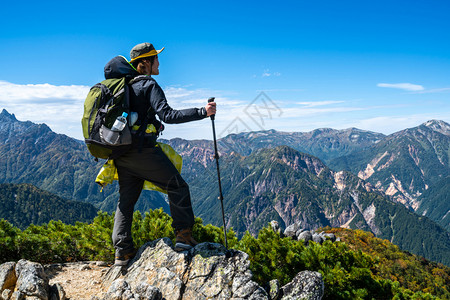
[101,112,129,145]
[111,112,128,131]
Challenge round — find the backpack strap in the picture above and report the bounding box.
[94,82,127,116]
[128,75,165,134]
[128,75,148,85]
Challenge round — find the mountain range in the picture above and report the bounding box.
[160,119,450,232]
[329,120,450,211]
[0,108,449,265]
[0,109,169,214]
[165,142,450,265]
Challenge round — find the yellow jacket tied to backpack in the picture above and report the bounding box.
[95,124,182,194]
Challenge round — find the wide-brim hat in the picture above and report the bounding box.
[129,42,165,63]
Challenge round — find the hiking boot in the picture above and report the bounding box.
[114,249,137,266]
[175,228,198,251]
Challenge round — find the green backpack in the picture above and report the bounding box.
[81,77,132,159]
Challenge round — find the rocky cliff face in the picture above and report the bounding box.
[0,239,325,300]
[329,120,450,212]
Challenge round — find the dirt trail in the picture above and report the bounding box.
[44,261,111,300]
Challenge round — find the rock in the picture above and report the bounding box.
[2,289,12,300]
[188,242,267,299]
[125,239,185,300]
[49,283,66,300]
[105,237,269,300]
[322,233,336,242]
[101,266,127,289]
[270,221,281,235]
[298,231,313,245]
[14,260,49,300]
[283,223,300,238]
[249,287,271,299]
[295,228,306,237]
[79,265,91,271]
[95,261,109,267]
[10,291,24,300]
[0,262,17,292]
[281,271,324,300]
[134,282,162,300]
[103,279,131,300]
[267,279,281,300]
[121,289,134,300]
[312,234,324,245]
[336,237,341,242]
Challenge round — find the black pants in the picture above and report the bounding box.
[112,146,194,256]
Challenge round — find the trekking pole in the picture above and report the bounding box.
[208,97,228,249]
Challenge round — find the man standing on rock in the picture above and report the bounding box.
[102,42,216,266]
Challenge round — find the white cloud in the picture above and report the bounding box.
[261,69,281,77]
[164,87,196,99]
[377,82,424,91]
[0,80,90,102]
[281,106,366,118]
[413,87,450,94]
[0,81,90,140]
[2,80,448,142]
[0,80,245,140]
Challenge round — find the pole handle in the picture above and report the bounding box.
[208,97,216,120]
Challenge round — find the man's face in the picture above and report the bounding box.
[151,55,160,75]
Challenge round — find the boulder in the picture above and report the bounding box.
[281,271,324,300]
[283,223,301,238]
[0,262,16,292]
[298,231,313,245]
[15,260,49,300]
[295,228,307,237]
[267,279,281,300]
[321,233,336,242]
[312,234,324,245]
[103,237,269,300]
[270,221,282,236]
[49,283,66,300]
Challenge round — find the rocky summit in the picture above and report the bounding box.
[0,238,324,300]
[101,238,324,300]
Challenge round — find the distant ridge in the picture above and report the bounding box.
[0,108,170,214]
[0,183,98,229]
[329,119,450,218]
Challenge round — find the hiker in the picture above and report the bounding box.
[105,42,216,266]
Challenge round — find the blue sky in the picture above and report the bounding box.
[0,0,449,140]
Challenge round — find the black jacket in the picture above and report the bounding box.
[104,56,207,126]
